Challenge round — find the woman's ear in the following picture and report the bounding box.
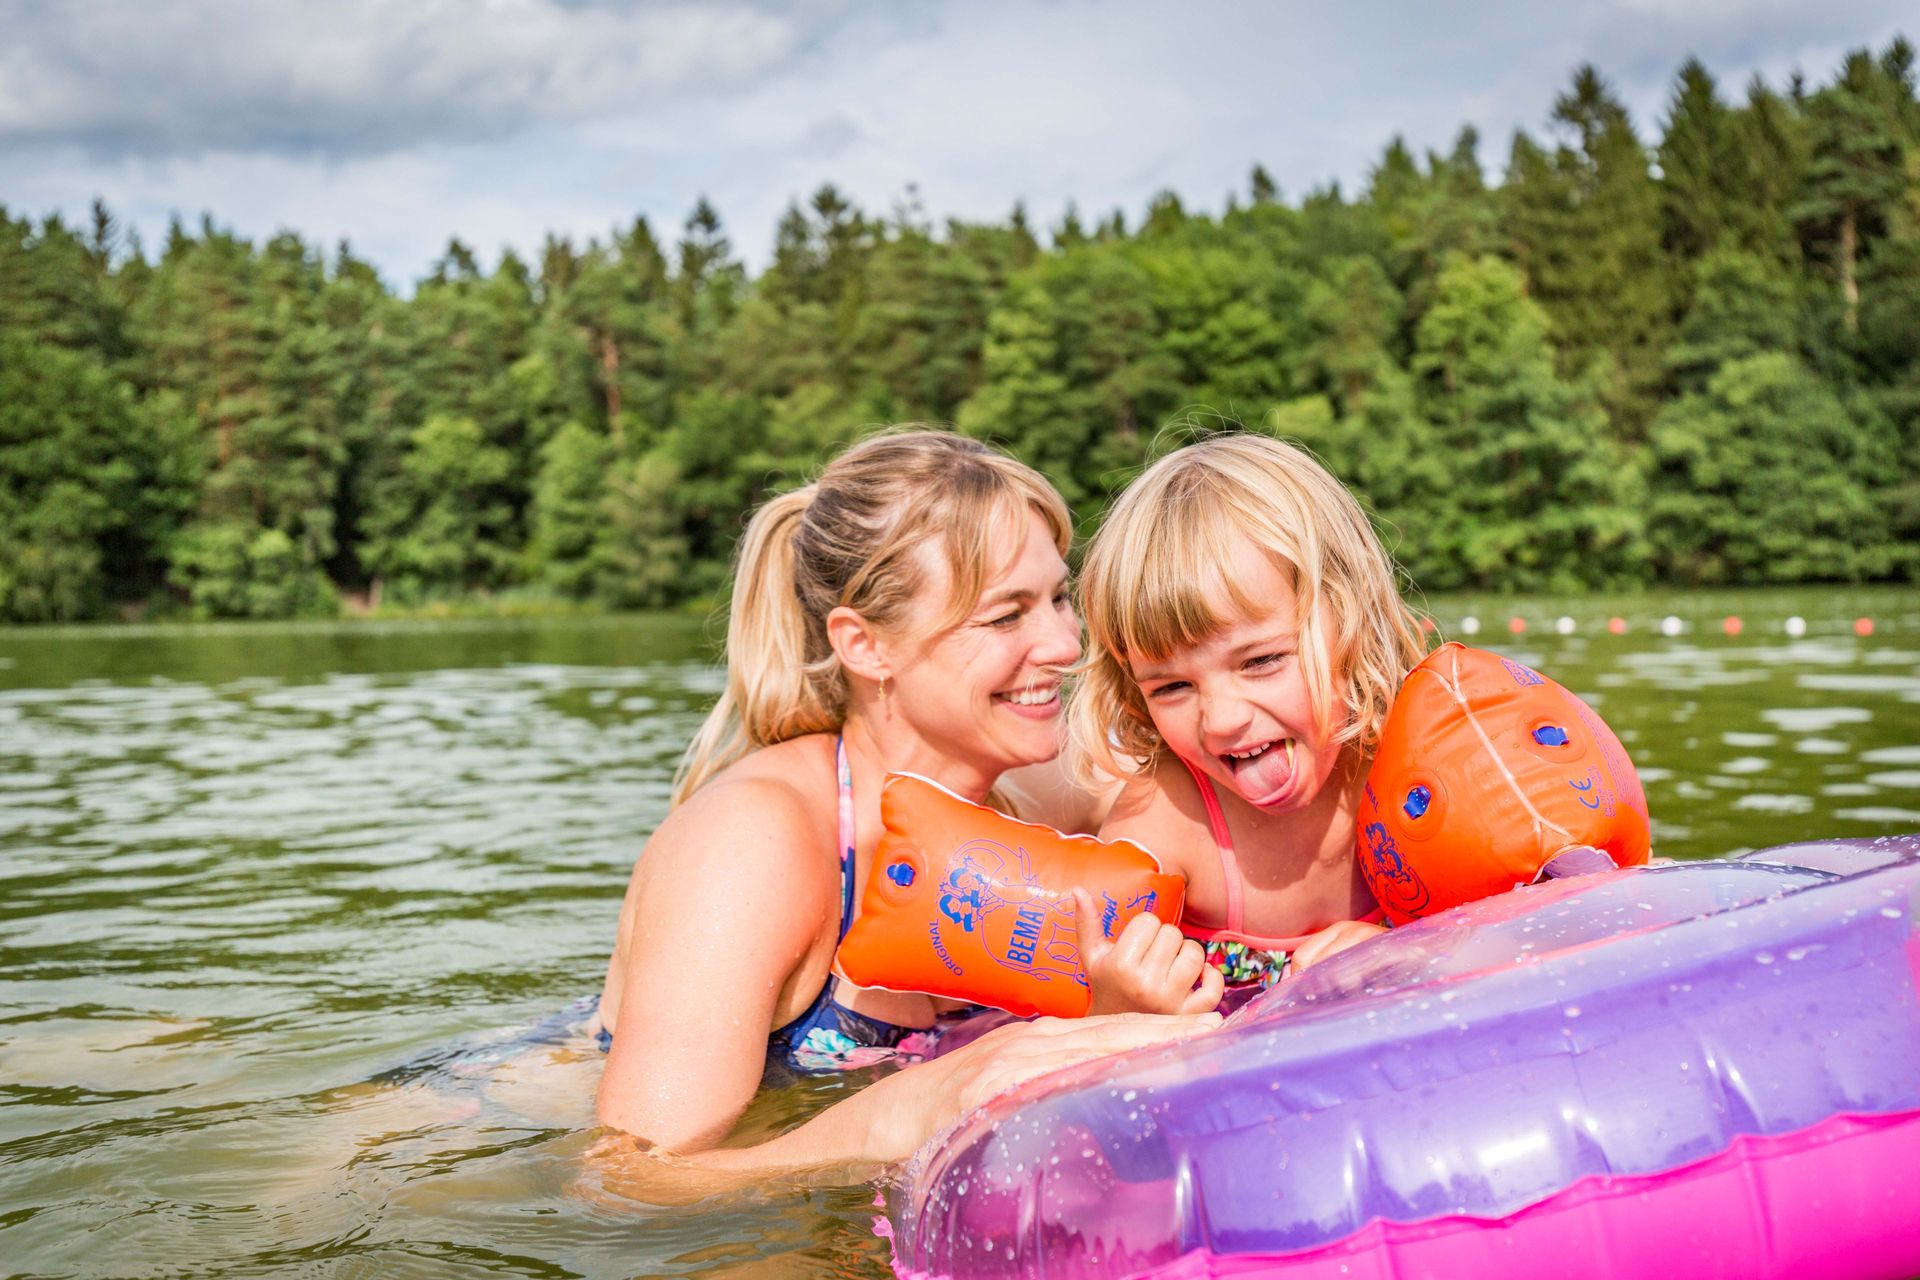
[826,606,892,688]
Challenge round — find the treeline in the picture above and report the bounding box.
[2,45,1918,622]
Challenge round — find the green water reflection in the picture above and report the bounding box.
[0,588,1915,1277]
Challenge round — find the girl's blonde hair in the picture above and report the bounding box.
[674,428,1072,805]
[1070,431,1427,783]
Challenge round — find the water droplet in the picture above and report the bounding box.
[1755,951,1775,965]
[1881,907,1904,919]
[1122,1089,1137,1102]
[1564,1004,1582,1018]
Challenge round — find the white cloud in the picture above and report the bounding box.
[0,0,1908,287]
[0,0,814,157]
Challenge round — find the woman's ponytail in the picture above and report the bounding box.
[672,485,839,804]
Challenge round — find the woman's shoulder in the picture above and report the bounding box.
[649,735,841,890]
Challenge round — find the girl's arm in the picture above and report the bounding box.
[1077,770,1222,1015]
[996,757,1123,833]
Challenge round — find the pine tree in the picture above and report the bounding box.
[1507,66,1673,439]
[1794,49,1909,330]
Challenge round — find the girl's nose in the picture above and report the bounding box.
[1199,687,1255,746]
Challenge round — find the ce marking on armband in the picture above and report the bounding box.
[1568,767,1616,817]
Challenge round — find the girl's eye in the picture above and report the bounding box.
[1246,652,1289,672]
[1144,681,1189,700]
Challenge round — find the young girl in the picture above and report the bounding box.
[1068,432,1429,1013]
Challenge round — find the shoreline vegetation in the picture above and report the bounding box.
[4,45,1918,626]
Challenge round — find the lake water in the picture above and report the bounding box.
[2,588,1917,1278]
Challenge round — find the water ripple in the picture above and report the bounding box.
[1,603,1915,1277]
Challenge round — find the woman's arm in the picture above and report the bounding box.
[588,1010,1223,1205]
[592,761,1222,1203]
[596,775,835,1149]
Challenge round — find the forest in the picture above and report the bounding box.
[1,44,1917,622]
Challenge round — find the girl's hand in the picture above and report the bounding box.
[1072,888,1226,1016]
[1288,920,1388,975]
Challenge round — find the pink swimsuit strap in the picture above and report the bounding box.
[1175,755,1318,954]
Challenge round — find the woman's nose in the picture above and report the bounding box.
[1031,602,1082,667]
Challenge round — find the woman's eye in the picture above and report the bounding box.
[1052,590,1072,610]
[987,610,1023,628]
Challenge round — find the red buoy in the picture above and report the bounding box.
[1508,616,1527,635]
[1855,617,1875,637]
[1607,617,1627,635]
[1722,617,1743,636]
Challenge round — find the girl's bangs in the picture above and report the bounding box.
[1109,492,1272,662]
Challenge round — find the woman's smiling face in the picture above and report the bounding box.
[888,506,1082,778]
[1128,541,1340,812]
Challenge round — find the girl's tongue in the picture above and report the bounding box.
[1226,738,1296,802]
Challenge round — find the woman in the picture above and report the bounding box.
[590,430,1214,1193]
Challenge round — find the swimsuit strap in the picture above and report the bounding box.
[1177,754,1244,933]
[834,735,857,942]
[1175,754,1319,954]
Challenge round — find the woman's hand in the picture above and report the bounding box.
[873,1010,1223,1161]
[1072,889,1225,1016]
[1287,920,1388,975]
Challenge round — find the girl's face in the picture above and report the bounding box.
[889,506,1082,780]
[1128,542,1340,813]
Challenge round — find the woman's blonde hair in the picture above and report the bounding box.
[1069,431,1427,783]
[674,429,1072,805]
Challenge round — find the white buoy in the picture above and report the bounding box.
[1785,616,1807,638]
[1660,615,1683,637]
[1555,616,1575,635]
[1460,615,1481,636]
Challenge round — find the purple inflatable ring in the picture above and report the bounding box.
[889,835,1920,1279]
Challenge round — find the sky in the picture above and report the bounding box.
[1,0,1910,290]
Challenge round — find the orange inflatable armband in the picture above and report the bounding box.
[834,773,1185,1018]
[1359,643,1651,925]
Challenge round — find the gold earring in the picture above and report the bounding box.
[879,676,890,703]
